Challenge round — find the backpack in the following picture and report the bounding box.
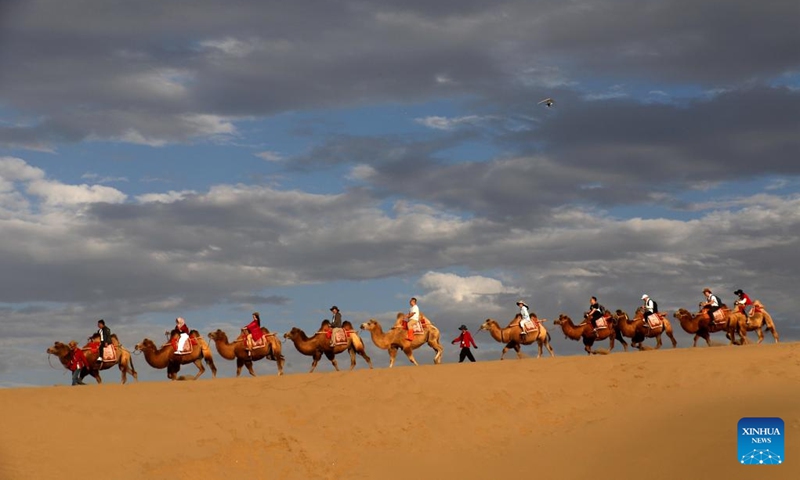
[651,300,659,313]
[713,295,722,306]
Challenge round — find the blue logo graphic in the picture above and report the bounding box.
[738,417,784,465]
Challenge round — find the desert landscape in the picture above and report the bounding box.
[1,341,798,480]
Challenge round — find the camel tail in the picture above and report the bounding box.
[546,332,551,343]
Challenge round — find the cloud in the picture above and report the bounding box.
[254,150,284,162]
[415,115,494,130]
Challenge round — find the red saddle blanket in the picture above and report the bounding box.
[401,321,425,335]
[171,336,197,354]
[713,309,727,323]
[646,314,663,329]
[595,317,608,330]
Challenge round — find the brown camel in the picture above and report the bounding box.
[47,335,138,384]
[478,314,555,359]
[134,330,217,380]
[283,320,372,373]
[672,307,742,346]
[208,328,284,376]
[614,308,678,350]
[738,301,780,344]
[359,314,444,367]
[553,313,624,355]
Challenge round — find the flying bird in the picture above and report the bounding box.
[537,98,555,107]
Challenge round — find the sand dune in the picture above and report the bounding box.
[2,342,799,480]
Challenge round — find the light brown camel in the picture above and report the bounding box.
[208,328,284,376]
[738,301,780,344]
[478,314,555,359]
[614,308,678,350]
[672,307,743,346]
[359,314,444,367]
[283,320,373,373]
[134,330,217,380]
[46,335,138,384]
[553,313,624,355]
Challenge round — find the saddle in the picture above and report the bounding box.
[102,344,117,362]
[519,318,538,334]
[171,336,197,355]
[330,328,348,346]
[712,309,727,324]
[594,317,608,330]
[645,313,663,330]
[401,320,425,335]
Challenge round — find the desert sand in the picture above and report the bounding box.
[1,342,798,480]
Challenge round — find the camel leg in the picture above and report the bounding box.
[117,361,127,385]
[193,359,206,380]
[403,347,419,366]
[326,351,340,371]
[769,326,779,343]
[655,335,662,349]
[545,340,555,357]
[616,331,628,352]
[244,359,257,377]
[348,347,357,371]
[357,345,373,369]
[204,357,217,378]
[666,328,678,348]
[536,341,543,358]
[309,351,322,373]
[388,347,398,368]
[84,369,102,384]
[235,358,244,377]
[513,344,522,359]
[429,340,444,364]
[755,327,764,344]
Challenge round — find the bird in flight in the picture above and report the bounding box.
[537,98,555,107]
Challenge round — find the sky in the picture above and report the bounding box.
[1,0,799,386]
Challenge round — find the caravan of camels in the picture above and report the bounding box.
[46,293,779,384]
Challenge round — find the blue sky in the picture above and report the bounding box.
[1,0,798,386]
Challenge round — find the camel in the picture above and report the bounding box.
[208,328,284,376]
[738,301,780,344]
[46,334,138,384]
[672,307,743,346]
[614,308,678,350]
[359,314,444,367]
[553,313,625,355]
[478,314,555,359]
[283,320,372,373]
[134,330,217,380]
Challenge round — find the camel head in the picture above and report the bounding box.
[673,308,690,320]
[46,341,68,356]
[135,338,157,352]
[208,329,227,342]
[616,310,629,323]
[554,314,570,325]
[360,319,379,331]
[283,327,302,340]
[478,319,497,331]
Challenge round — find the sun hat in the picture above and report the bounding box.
[458,325,468,330]
[641,294,649,300]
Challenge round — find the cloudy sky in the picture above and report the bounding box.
[1,0,798,385]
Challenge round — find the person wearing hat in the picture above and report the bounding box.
[330,306,342,329]
[641,294,658,327]
[451,325,477,363]
[733,289,753,323]
[516,300,532,336]
[67,341,88,386]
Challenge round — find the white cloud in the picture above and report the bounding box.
[26,180,127,206]
[415,115,493,131]
[254,150,284,162]
[136,190,196,204]
[418,272,521,305]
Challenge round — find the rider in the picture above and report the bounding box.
[516,300,531,336]
[330,306,342,328]
[641,294,658,327]
[700,288,721,324]
[586,296,605,333]
[733,289,754,324]
[95,319,112,364]
[174,317,190,352]
[244,312,263,356]
[406,297,420,341]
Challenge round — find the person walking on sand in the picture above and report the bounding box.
[68,341,88,386]
[451,325,478,363]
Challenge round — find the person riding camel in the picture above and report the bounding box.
[516,300,532,336]
[586,296,605,333]
[641,294,659,327]
[174,317,191,353]
[406,297,420,341]
[95,319,112,364]
[733,289,753,324]
[700,288,721,325]
[244,312,263,356]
